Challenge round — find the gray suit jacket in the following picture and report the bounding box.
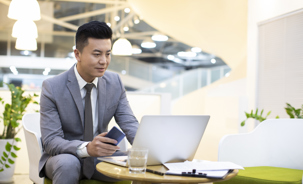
[38,65,139,177]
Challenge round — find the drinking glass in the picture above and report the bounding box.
[127,148,148,173]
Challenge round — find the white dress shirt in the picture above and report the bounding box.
[74,65,99,158]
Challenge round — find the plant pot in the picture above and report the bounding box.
[0,139,16,183]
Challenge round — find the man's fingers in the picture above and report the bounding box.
[100,142,120,151]
[97,132,117,144]
[95,135,117,145]
[96,143,119,156]
[93,138,119,150]
[100,148,117,154]
[89,133,121,156]
[99,132,108,137]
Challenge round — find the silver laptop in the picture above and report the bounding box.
[132,115,209,165]
[98,115,209,166]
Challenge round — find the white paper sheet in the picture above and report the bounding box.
[164,160,244,171]
[166,169,230,178]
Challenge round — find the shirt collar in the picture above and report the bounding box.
[74,64,98,90]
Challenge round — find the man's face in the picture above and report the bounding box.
[75,38,111,82]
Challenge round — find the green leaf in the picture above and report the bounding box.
[8,159,14,164]
[11,120,18,127]
[240,120,245,126]
[286,108,293,113]
[5,142,12,152]
[286,109,295,118]
[276,116,279,119]
[255,108,258,116]
[260,109,264,116]
[245,112,250,118]
[1,156,6,161]
[3,152,8,158]
[266,111,271,117]
[13,146,20,151]
[285,107,292,111]
[0,160,3,165]
[14,138,21,142]
[250,110,253,116]
[33,101,39,105]
[294,109,301,117]
[0,168,3,172]
[5,164,10,168]
[256,116,263,122]
[11,152,17,158]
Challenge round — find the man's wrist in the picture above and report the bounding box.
[76,142,90,158]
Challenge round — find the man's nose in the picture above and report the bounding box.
[98,55,106,64]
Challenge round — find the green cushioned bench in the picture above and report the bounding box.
[44,177,132,184]
[214,166,303,184]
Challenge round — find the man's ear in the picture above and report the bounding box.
[74,49,81,62]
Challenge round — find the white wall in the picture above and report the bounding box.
[181,0,303,161]
[247,0,303,129]
[172,70,247,161]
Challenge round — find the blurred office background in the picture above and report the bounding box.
[0,0,303,177]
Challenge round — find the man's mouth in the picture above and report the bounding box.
[96,68,105,72]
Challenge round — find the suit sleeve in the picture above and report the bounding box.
[40,80,84,158]
[113,75,139,144]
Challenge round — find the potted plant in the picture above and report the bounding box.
[0,83,38,183]
[241,103,302,126]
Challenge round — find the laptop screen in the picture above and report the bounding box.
[132,115,210,165]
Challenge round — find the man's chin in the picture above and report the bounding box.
[96,71,105,77]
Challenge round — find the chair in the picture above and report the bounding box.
[215,119,303,184]
[23,113,130,184]
[23,113,44,184]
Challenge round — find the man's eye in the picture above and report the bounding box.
[106,53,111,56]
[94,54,100,56]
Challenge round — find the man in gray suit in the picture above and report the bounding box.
[39,21,139,183]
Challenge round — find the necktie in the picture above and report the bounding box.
[83,83,94,141]
[83,83,94,179]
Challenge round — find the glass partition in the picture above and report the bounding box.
[129,60,151,81]
[154,78,180,99]
[140,65,231,100]
[183,70,199,96]
[211,68,221,83]
[0,41,7,55]
[201,70,208,87]
[44,35,74,58]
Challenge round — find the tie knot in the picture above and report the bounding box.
[85,83,94,93]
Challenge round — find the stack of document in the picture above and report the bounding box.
[164,160,244,179]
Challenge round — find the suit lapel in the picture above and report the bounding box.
[98,76,107,132]
[66,66,84,126]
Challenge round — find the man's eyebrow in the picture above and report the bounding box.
[93,49,111,52]
[93,49,101,53]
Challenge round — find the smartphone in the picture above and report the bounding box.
[105,126,125,146]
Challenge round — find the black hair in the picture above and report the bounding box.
[75,21,112,52]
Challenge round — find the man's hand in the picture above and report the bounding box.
[86,132,120,157]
